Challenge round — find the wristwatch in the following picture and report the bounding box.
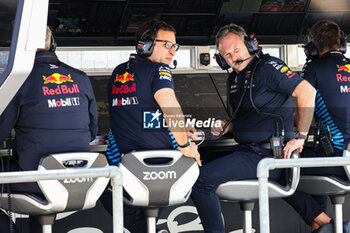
[178,141,191,148]
[294,131,307,140]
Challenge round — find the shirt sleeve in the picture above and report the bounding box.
[263,59,303,95]
[0,93,20,143]
[301,62,318,89]
[151,64,175,95]
[82,72,98,141]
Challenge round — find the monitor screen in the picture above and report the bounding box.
[89,76,110,135]
[173,73,229,131]
[89,72,230,135]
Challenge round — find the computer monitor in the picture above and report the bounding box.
[173,73,229,130]
[89,75,109,135]
[89,72,230,136]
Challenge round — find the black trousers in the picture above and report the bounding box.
[283,147,347,225]
[100,187,147,233]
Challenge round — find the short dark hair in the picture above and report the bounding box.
[135,19,176,46]
[216,23,247,47]
[308,20,340,52]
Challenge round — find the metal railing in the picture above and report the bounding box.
[257,157,350,233]
[0,166,123,233]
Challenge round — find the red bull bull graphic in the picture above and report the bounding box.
[43,73,73,84]
[337,64,350,73]
[114,72,134,83]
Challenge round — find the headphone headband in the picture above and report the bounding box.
[137,21,163,57]
[215,24,260,69]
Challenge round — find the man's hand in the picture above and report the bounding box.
[283,138,305,159]
[179,142,202,166]
[211,120,232,136]
[186,125,197,140]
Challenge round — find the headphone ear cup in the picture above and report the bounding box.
[244,35,259,55]
[215,53,230,70]
[136,36,155,57]
[340,31,347,54]
[304,41,318,61]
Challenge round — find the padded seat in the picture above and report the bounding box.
[120,150,199,233]
[297,143,350,233]
[216,151,300,233]
[0,152,110,233]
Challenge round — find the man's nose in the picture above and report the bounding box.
[169,46,176,56]
[230,54,239,64]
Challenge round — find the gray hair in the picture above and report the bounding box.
[44,26,52,50]
[215,23,247,47]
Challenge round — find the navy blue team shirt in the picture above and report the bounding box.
[0,51,98,173]
[302,51,350,150]
[107,54,178,165]
[229,52,303,144]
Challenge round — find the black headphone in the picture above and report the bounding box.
[50,32,57,52]
[136,22,162,57]
[215,25,260,70]
[304,31,347,61]
[340,31,347,54]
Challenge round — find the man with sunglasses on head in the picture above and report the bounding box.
[100,19,201,233]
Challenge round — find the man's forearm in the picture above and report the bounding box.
[162,107,188,146]
[296,104,314,136]
[295,82,316,136]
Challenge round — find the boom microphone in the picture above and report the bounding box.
[170,60,177,69]
[235,55,254,65]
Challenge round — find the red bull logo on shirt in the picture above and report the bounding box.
[336,74,350,82]
[336,64,350,93]
[42,84,80,96]
[114,72,134,83]
[112,83,136,94]
[336,64,350,86]
[337,64,350,73]
[43,73,73,84]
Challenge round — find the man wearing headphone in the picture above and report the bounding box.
[102,19,200,232]
[190,23,317,233]
[297,19,350,232]
[0,26,98,232]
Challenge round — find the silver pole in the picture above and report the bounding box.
[257,157,350,233]
[111,168,124,233]
[334,204,343,233]
[147,217,156,233]
[42,225,51,233]
[243,210,253,233]
[258,175,270,233]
